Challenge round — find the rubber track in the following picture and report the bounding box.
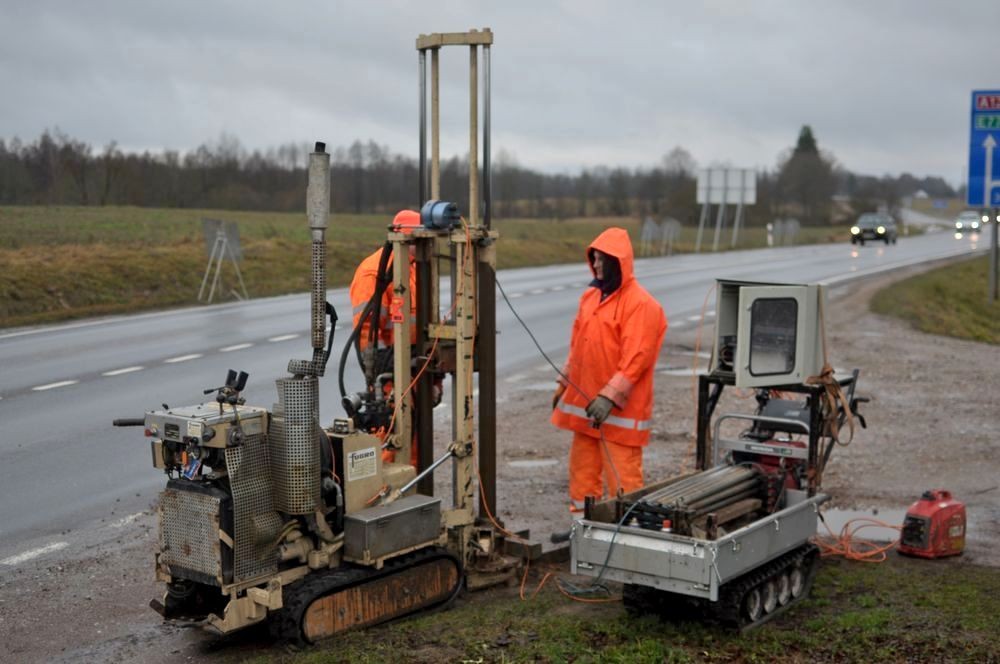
[717,542,820,630]
[272,546,462,644]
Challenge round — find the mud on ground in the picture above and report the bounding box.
[1,266,998,663]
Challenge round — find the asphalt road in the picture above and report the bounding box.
[0,230,987,560]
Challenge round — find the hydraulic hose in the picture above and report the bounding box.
[338,241,394,398]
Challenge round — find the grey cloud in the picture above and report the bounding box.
[1,0,997,184]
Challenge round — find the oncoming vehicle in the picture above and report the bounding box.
[954,210,982,232]
[850,213,897,245]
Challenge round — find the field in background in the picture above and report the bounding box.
[872,255,999,344]
[908,197,973,220]
[2,205,850,328]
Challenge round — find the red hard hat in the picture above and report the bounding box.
[392,210,421,234]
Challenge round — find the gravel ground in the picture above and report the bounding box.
[1,266,997,663]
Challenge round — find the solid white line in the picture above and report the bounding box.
[102,366,144,376]
[268,334,299,342]
[1,541,69,566]
[164,354,202,364]
[32,380,78,391]
[219,343,253,353]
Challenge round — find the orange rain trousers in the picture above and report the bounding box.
[568,431,643,505]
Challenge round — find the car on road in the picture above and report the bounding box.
[851,213,897,245]
[954,210,983,232]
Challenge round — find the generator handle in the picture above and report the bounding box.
[113,418,145,427]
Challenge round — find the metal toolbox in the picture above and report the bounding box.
[344,494,442,565]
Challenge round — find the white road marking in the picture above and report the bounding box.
[529,289,545,295]
[109,512,144,528]
[1,541,69,566]
[102,366,144,376]
[164,354,202,364]
[551,285,566,291]
[505,373,527,383]
[706,310,716,317]
[508,293,524,299]
[268,334,299,342]
[219,343,253,353]
[686,315,702,322]
[32,380,78,391]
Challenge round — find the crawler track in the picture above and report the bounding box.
[273,546,462,644]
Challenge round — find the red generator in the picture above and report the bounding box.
[898,489,966,558]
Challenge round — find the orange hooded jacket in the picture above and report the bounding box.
[349,247,417,350]
[550,227,667,447]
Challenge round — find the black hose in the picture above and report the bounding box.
[338,242,393,398]
[112,418,145,427]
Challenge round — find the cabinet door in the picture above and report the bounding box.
[735,286,809,388]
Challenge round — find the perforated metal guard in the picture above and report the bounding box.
[160,487,222,585]
[269,377,320,514]
[311,241,326,349]
[225,432,282,584]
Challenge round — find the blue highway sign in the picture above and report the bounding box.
[968,90,1000,207]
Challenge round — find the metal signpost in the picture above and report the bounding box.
[968,89,1000,302]
[695,168,756,252]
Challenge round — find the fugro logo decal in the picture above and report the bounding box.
[347,447,377,481]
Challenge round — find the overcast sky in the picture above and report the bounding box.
[2,1,997,184]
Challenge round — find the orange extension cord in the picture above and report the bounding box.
[814,515,901,563]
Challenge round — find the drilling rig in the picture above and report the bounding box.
[113,29,521,643]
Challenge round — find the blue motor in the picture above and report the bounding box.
[420,200,461,230]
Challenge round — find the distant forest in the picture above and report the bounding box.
[0,128,957,226]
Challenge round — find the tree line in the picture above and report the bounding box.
[0,128,956,226]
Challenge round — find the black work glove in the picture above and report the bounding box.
[585,396,614,425]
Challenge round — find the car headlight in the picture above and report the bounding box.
[955,221,963,229]
[983,215,990,223]
[850,226,860,235]
[877,226,885,234]
[973,222,980,229]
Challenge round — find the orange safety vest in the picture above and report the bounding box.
[550,227,667,447]
[349,246,417,350]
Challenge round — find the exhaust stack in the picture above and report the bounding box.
[288,141,332,378]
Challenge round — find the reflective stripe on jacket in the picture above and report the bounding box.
[349,247,417,350]
[550,227,667,447]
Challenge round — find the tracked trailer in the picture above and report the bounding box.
[571,280,866,628]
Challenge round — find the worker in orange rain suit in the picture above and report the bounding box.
[550,227,667,512]
[350,210,421,464]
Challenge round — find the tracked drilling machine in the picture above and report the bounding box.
[113,29,521,643]
[570,280,867,629]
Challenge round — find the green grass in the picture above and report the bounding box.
[871,255,1000,344]
[0,205,856,329]
[237,556,1000,663]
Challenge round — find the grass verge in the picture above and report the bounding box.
[238,556,1000,663]
[871,255,1000,344]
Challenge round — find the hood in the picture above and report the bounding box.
[587,227,635,286]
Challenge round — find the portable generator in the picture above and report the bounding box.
[898,489,966,559]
